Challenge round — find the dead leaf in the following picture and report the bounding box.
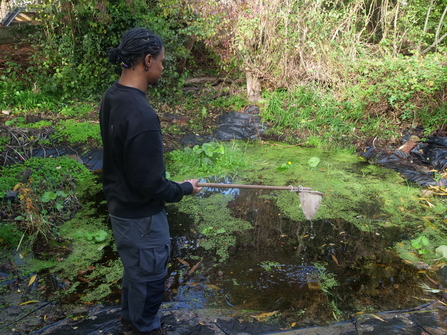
[251,310,280,321]
[20,300,40,306]
[28,274,37,286]
[177,258,190,268]
[370,314,387,322]
[188,261,201,276]
[77,276,92,283]
[331,254,339,266]
[206,284,220,290]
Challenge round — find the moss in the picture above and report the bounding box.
[0,223,23,249]
[52,215,111,277]
[80,284,112,302]
[79,260,123,302]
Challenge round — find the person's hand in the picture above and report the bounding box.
[184,179,202,194]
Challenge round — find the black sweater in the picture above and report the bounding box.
[99,82,192,218]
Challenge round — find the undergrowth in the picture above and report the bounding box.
[166,140,250,179]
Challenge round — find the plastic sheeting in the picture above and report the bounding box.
[362,136,447,187]
[213,105,267,141]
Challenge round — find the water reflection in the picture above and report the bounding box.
[166,187,431,326]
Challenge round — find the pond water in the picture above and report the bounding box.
[2,141,446,334]
[164,185,429,327]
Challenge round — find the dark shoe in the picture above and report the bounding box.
[119,317,133,333]
[149,329,168,335]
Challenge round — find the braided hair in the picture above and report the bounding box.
[107,28,163,69]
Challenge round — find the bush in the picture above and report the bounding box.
[24,0,193,98]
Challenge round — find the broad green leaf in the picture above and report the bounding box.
[94,230,108,242]
[202,143,215,157]
[421,236,430,246]
[411,238,422,250]
[56,190,68,197]
[308,157,320,167]
[85,231,94,241]
[435,245,447,259]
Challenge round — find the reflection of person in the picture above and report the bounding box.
[99,28,202,335]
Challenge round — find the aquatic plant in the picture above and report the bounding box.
[260,261,281,272]
[173,193,253,263]
[166,141,249,177]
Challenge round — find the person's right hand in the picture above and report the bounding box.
[184,179,202,194]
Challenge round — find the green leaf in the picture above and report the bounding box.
[202,143,216,157]
[201,227,214,235]
[85,232,94,241]
[308,157,320,167]
[56,190,68,197]
[93,230,108,242]
[420,236,430,246]
[192,145,203,155]
[41,191,57,202]
[435,245,447,259]
[215,227,226,234]
[411,238,422,250]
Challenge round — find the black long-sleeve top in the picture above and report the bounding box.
[99,82,192,218]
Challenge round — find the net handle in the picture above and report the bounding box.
[196,182,323,196]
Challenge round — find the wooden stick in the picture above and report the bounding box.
[197,182,323,195]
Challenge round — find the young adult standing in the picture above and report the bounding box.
[100,28,202,335]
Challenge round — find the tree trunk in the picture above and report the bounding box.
[245,69,261,102]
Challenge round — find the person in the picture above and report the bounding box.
[99,27,202,335]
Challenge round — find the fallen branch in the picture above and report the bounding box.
[184,77,244,86]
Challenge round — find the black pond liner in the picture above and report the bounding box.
[213,105,268,141]
[362,136,447,187]
[28,301,447,335]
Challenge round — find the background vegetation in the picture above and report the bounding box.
[0,0,445,141]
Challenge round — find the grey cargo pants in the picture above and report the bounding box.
[110,209,171,333]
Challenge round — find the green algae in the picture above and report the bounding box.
[170,140,447,268]
[172,193,253,263]
[238,142,436,228]
[54,215,112,278]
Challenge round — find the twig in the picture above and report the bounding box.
[16,233,26,252]
[6,145,25,161]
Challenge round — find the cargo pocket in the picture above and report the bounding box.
[139,243,171,279]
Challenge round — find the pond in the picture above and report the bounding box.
[1,141,447,334]
[165,185,429,327]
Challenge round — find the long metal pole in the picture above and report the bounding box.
[197,182,323,195]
